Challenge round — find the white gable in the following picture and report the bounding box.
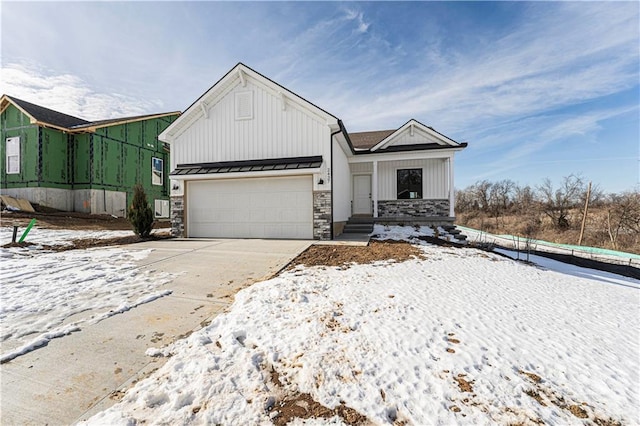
[371,119,460,151]
[159,64,343,171]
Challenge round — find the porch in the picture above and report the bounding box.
[348,155,456,219]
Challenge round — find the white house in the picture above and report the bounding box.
[159,63,467,240]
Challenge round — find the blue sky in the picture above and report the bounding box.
[1,1,638,193]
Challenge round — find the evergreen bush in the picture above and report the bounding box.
[128,184,154,238]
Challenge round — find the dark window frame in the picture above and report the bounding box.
[397,168,423,199]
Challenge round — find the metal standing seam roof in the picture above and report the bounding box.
[171,155,323,176]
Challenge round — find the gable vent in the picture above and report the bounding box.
[235,91,253,120]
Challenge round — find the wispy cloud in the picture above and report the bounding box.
[0,63,165,120]
[343,8,370,34]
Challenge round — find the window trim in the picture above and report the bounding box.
[5,136,20,175]
[396,168,423,200]
[152,157,163,186]
[154,199,169,218]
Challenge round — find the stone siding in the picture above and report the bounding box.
[313,191,332,240]
[170,195,185,237]
[378,199,450,218]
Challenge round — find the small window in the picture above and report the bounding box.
[6,136,20,174]
[154,199,169,218]
[235,91,253,120]
[397,168,422,199]
[152,157,163,186]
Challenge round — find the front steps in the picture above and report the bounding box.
[441,224,467,242]
[338,216,467,243]
[342,216,374,234]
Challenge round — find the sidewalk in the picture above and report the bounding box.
[0,238,311,424]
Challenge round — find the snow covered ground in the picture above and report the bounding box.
[0,225,163,246]
[0,228,176,363]
[84,226,640,425]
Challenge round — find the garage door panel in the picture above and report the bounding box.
[187,176,313,239]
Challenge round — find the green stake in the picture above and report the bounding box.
[18,218,36,243]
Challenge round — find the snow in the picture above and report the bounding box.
[0,225,164,247]
[84,226,640,425]
[495,248,639,289]
[0,228,176,363]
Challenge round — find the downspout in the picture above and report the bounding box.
[329,126,342,241]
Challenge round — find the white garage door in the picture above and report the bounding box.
[187,176,313,239]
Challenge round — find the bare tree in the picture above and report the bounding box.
[472,180,493,213]
[605,190,640,250]
[537,174,586,230]
[513,184,537,215]
[488,179,515,227]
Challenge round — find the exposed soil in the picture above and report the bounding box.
[454,374,474,393]
[1,204,172,250]
[266,367,369,425]
[272,392,368,426]
[288,240,426,269]
[1,204,170,231]
[2,234,173,252]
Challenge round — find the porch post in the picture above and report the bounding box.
[372,160,378,218]
[448,156,455,217]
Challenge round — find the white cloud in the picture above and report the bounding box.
[0,63,165,120]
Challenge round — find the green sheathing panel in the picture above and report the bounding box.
[0,104,40,188]
[41,127,72,188]
[76,114,178,208]
[73,133,91,188]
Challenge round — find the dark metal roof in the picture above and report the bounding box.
[171,155,323,176]
[7,95,91,128]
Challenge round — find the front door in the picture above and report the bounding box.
[353,175,372,215]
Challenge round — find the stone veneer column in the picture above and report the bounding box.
[170,195,185,237]
[313,191,332,240]
[377,199,450,217]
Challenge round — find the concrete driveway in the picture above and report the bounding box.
[0,238,311,425]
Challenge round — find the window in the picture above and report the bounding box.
[397,168,422,199]
[235,91,253,120]
[154,199,169,218]
[152,157,163,186]
[6,136,20,174]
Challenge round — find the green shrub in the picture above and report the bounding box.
[128,184,154,237]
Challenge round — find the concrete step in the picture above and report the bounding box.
[347,217,375,224]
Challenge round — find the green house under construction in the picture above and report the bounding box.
[0,95,180,217]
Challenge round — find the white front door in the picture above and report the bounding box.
[353,175,372,215]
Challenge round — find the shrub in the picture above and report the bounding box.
[128,184,154,237]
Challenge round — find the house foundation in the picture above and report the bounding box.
[378,199,450,218]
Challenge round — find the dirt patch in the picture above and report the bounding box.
[519,370,542,384]
[264,364,369,426]
[1,206,167,231]
[288,240,425,269]
[2,233,173,251]
[454,374,474,393]
[271,393,368,426]
[524,389,547,406]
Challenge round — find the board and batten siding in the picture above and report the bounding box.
[378,159,448,200]
[172,80,331,167]
[388,128,443,147]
